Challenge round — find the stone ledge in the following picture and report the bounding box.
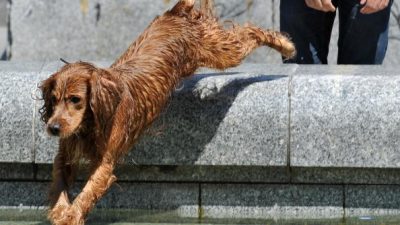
[1,62,400,175]
[291,66,400,168]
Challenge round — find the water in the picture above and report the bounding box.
[1,209,400,225]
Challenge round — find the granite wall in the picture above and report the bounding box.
[4,0,400,65]
[1,62,400,222]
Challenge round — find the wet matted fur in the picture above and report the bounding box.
[39,0,295,224]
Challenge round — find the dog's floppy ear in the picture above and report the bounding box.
[39,75,56,123]
[89,69,121,139]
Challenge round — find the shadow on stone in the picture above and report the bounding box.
[128,72,287,166]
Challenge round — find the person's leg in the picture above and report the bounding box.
[280,0,336,64]
[337,0,393,64]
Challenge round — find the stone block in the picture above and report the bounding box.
[9,0,176,61]
[346,185,400,217]
[98,183,198,214]
[0,181,198,221]
[0,182,48,207]
[292,167,400,185]
[33,63,293,166]
[9,0,281,63]
[0,163,35,180]
[8,1,400,65]
[201,184,344,220]
[33,62,59,163]
[128,67,290,166]
[37,163,289,183]
[291,66,400,168]
[115,165,289,183]
[0,62,44,163]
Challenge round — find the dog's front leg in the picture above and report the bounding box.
[53,159,116,225]
[71,159,117,224]
[48,145,77,224]
[55,98,138,224]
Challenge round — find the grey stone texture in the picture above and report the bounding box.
[201,184,344,220]
[0,61,44,163]
[7,0,281,63]
[4,181,400,222]
[346,185,400,217]
[33,63,292,165]
[0,163,35,180]
[6,0,400,65]
[36,164,289,183]
[128,67,290,167]
[0,182,48,207]
[9,0,171,61]
[3,62,400,220]
[95,182,198,216]
[0,181,196,209]
[0,181,198,221]
[290,66,400,168]
[33,63,64,164]
[2,62,400,169]
[292,167,400,185]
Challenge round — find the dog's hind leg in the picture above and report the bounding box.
[198,23,296,70]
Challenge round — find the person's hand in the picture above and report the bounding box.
[305,0,336,12]
[360,0,390,14]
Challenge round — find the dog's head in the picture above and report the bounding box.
[39,62,120,139]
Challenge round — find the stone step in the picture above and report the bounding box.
[1,62,399,169]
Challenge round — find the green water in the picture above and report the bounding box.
[1,209,400,225]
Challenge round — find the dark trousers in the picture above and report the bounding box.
[280,0,393,64]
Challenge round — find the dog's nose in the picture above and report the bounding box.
[48,123,61,136]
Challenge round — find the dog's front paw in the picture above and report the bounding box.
[48,202,69,225]
[49,205,84,225]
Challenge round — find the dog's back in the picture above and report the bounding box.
[111,0,295,71]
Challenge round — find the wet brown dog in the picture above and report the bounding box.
[40,0,295,224]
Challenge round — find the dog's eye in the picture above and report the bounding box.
[51,95,57,103]
[70,96,81,104]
